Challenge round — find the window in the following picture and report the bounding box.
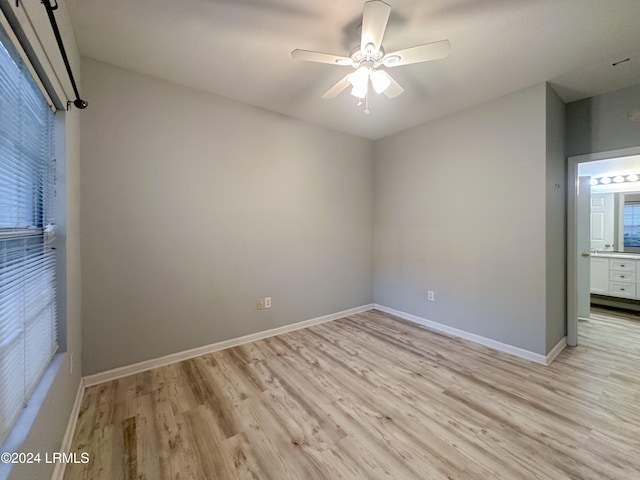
[623,203,640,248]
[0,24,57,445]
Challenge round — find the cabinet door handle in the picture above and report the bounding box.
[621,264,625,267]
[621,288,625,291]
[621,276,625,278]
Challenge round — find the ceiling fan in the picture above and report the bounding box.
[291,0,450,111]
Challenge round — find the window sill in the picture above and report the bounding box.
[0,353,64,480]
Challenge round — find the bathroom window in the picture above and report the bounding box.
[623,202,640,247]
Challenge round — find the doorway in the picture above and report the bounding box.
[568,146,640,346]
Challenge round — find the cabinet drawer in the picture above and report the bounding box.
[609,282,636,298]
[610,260,636,272]
[610,271,636,283]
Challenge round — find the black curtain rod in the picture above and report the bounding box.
[41,0,87,109]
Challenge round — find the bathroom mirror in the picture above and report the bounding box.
[591,191,640,253]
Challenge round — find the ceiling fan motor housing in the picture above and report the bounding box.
[350,45,385,68]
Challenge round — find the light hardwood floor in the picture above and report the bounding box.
[64,308,640,479]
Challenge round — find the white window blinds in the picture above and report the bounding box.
[0,24,57,445]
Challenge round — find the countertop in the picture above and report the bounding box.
[591,252,640,260]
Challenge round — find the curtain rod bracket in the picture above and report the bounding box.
[66,99,87,110]
[41,0,58,10]
[38,0,57,9]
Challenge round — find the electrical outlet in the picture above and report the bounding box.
[428,291,435,301]
[257,298,265,310]
[264,297,271,308]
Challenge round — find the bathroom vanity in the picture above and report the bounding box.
[586,178,640,310]
[591,252,640,299]
[590,253,640,303]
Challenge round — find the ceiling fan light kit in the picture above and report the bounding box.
[370,70,391,94]
[349,69,370,99]
[291,0,451,113]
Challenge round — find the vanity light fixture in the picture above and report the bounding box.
[591,174,640,186]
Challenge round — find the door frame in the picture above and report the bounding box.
[567,146,640,346]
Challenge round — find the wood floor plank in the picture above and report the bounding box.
[178,405,239,480]
[134,394,161,480]
[149,376,200,480]
[64,307,640,479]
[84,425,113,480]
[110,416,137,480]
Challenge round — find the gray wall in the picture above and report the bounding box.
[545,84,567,352]
[567,83,640,157]
[80,58,373,375]
[373,83,558,355]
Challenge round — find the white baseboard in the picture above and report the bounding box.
[83,304,374,387]
[374,304,563,366]
[545,336,567,364]
[51,377,85,480]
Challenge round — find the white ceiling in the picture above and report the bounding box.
[67,0,640,139]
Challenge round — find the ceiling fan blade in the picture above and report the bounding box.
[383,40,451,67]
[291,49,353,66]
[379,70,404,98]
[321,75,352,99]
[360,0,391,54]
